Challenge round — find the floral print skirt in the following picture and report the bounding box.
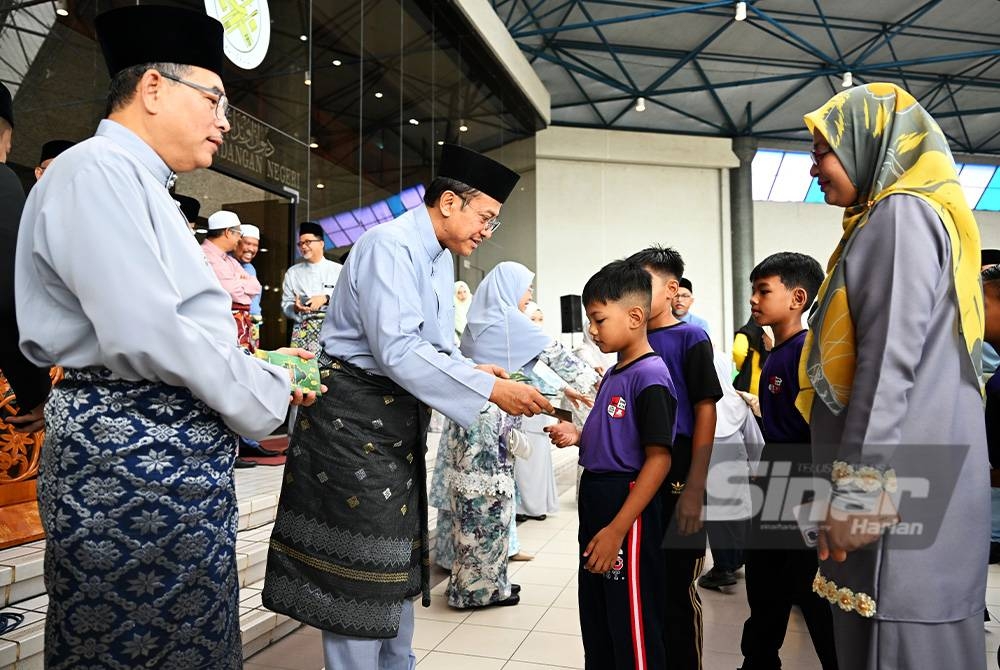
[443,492,513,608]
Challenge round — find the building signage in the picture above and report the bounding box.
[217,107,301,192]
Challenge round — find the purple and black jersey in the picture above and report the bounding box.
[646,322,722,439]
[759,329,810,444]
[579,352,677,474]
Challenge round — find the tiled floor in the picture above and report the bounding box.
[246,471,1000,669]
[7,427,1000,669]
[251,498,809,670]
[240,421,1000,670]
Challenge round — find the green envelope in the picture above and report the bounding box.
[257,351,323,395]
[506,371,572,422]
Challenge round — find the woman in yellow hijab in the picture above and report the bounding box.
[801,83,989,670]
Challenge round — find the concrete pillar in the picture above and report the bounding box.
[729,136,757,329]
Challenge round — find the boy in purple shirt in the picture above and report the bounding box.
[546,260,676,669]
[628,245,722,670]
[740,252,837,670]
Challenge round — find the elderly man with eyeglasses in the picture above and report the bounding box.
[13,6,319,668]
[281,220,344,354]
[263,144,555,669]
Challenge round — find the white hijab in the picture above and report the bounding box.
[573,319,616,372]
[460,262,551,372]
[454,281,472,335]
[713,350,752,438]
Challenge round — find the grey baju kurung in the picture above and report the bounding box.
[809,195,989,670]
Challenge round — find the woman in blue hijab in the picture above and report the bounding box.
[429,262,599,609]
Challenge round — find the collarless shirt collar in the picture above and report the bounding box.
[414,205,446,262]
[96,119,177,189]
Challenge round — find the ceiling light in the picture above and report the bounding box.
[194,228,208,234]
[735,1,747,21]
[408,118,419,126]
[437,140,445,146]
[842,71,853,88]
[309,138,319,149]
[54,1,69,17]
[332,59,342,66]
[374,91,383,99]
[260,249,268,254]
[459,123,469,133]
[635,97,646,112]
[316,183,325,189]
[299,34,308,42]
[304,70,311,86]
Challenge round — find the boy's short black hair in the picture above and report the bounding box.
[750,252,825,306]
[626,245,685,280]
[679,277,693,292]
[583,259,652,312]
[982,264,1000,293]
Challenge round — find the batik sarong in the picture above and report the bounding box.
[250,314,262,352]
[232,303,255,353]
[290,313,325,354]
[39,368,241,670]
[262,356,431,639]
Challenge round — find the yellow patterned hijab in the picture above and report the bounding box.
[796,82,983,421]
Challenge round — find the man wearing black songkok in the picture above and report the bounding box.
[264,144,555,668]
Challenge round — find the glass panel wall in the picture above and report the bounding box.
[2,0,542,347]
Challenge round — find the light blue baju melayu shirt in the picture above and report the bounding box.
[320,205,493,428]
[679,311,712,338]
[240,261,262,316]
[14,120,290,438]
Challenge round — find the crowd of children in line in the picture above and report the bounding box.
[538,245,839,670]
[431,81,993,670]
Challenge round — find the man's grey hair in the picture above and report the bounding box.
[105,62,191,117]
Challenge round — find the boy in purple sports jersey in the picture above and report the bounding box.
[739,252,837,670]
[628,245,722,670]
[546,260,676,669]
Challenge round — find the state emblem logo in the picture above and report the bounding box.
[205,0,272,70]
[607,396,627,419]
[768,375,783,395]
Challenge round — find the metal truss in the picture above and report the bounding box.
[0,0,57,96]
[491,0,1000,155]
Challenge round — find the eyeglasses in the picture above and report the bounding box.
[160,72,229,120]
[460,195,502,234]
[810,147,834,166]
[297,238,324,248]
[227,227,243,237]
